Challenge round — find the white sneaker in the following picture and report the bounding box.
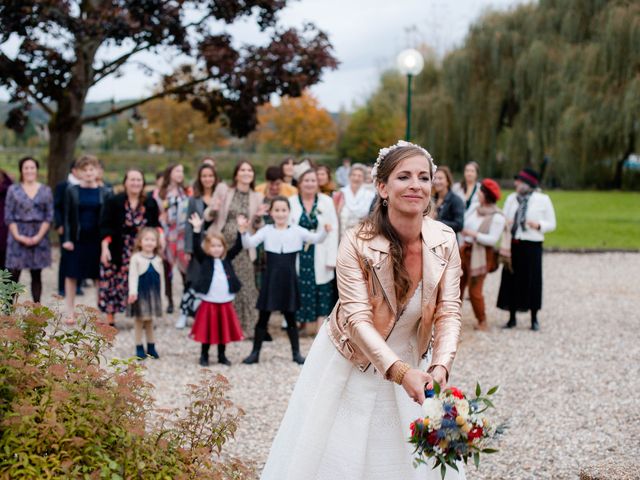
[175,314,187,329]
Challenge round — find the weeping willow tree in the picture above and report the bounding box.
[412,0,640,188]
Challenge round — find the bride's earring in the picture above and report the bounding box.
[382,199,388,207]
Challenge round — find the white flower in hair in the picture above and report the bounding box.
[371,140,437,181]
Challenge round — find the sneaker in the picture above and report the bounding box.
[175,314,187,329]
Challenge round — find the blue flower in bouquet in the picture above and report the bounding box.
[441,418,457,430]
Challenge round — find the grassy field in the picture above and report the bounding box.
[499,190,640,251]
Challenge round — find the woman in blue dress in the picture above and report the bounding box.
[4,157,53,302]
[62,155,110,323]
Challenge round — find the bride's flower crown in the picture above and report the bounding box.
[371,140,437,181]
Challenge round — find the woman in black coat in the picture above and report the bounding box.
[432,166,464,233]
[98,169,160,326]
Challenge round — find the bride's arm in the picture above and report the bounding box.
[336,231,401,378]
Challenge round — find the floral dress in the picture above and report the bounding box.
[221,190,258,334]
[4,184,53,270]
[98,201,147,314]
[296,195,335,323]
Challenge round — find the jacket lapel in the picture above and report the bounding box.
[368,235,398,316]
[421,218,449,304]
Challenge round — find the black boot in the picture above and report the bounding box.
[243,327,267,364]
[530,310,539,331]
[199,344,210,366]
[135,344,146,360]
[503,309,517,329]
[286,325,305,365]
[146,343,159,359]
[218,344,231,366]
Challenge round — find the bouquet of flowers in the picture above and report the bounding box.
[409,382,499,479]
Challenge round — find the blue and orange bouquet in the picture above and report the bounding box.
[409,382,499,479]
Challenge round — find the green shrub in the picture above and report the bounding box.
[0,274,250,479]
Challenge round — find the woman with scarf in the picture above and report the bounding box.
[334,163,375,238]
[459,179,506,331]
[497,168,556,331]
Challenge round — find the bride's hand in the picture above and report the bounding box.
[428,365,448,391]
[401,368,432,405]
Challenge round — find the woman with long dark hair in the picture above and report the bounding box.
[432,166,464,233]
[99,169,160,327]
[175,163,220,329]
[261,141,463,479]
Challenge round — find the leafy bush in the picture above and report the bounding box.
[0,274,250,479]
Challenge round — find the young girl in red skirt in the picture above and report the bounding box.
[187,212,244,366]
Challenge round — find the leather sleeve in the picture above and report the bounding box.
[336,230,400,377]
[430,232,462,376]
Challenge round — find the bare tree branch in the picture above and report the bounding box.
[91,42,153,86]
[27,88,54,116]
[81,77,212,124]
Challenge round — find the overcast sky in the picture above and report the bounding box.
[1,0,531,112]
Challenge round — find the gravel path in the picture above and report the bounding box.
[33,251,640,479]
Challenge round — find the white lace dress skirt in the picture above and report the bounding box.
[261,283,465,480]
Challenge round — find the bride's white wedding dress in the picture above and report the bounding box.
[261,282,465,479]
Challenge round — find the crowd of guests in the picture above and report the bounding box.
[0,152,556,365]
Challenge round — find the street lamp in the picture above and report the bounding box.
[397,48,424,141]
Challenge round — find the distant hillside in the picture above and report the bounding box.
[0,100,137,126]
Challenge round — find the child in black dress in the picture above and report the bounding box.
[128,227,164,360]
[187,213,244,366]
[237,196,331,365]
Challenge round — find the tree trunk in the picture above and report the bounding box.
[47,119,83,187]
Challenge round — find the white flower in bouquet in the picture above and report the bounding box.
[454,398,470,419]
[421,398,444,429]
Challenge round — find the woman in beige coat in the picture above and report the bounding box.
[261,141,464,480]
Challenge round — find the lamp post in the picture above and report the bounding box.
[397,48,424,141]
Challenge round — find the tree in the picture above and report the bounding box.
[254,91,337,154]
[136,97,229,152]
[0,1,337,186]
[410,0,640,188]
[338,71,406,163]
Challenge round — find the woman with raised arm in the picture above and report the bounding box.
[261,141,464,479]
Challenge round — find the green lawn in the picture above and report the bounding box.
[499,190,640,251]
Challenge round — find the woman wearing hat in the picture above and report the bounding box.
[497,168,556,331]
[460,179,506,331]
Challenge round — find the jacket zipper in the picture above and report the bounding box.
[362,257,402,373]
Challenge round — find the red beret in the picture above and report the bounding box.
[480,178,501,202]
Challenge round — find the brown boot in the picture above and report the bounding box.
[474,320,489,331]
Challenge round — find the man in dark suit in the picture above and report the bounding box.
[54,161,82,296]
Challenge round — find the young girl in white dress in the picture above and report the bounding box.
[261,142,465,480]
[237,196,330,365]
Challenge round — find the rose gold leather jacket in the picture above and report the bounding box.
[326,217,462,378]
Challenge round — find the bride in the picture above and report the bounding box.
[261,141,464,479]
